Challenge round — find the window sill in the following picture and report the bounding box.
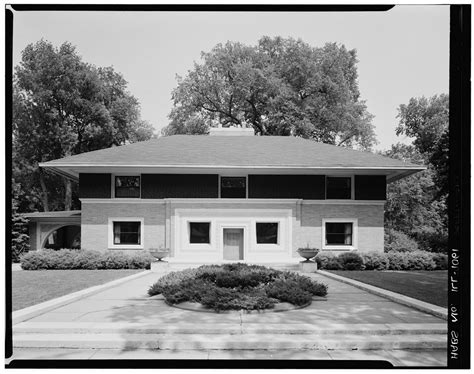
[108,245,144,250]
[322,246,356,251]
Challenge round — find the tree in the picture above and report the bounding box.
[163,36,375,150]
[11,179,30,262]
[13,40,155,212]
[383,143,447,252]
[396,94,449,197]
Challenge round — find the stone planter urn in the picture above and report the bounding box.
[149,248,170,262]
[297,247,319,262]
[297,247,319,273]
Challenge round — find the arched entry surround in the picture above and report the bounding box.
[41,224,81,249]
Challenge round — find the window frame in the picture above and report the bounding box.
[188,221,212,244]
[255,221,279,245]
[325,175,354,200]
[112,174,141,199]
[219,175,248,199]
[108,217,144,249]
[321,218,358,251]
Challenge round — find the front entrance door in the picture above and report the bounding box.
[223,228,244,261]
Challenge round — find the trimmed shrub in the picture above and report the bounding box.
[148,268,198,296]
[279,271,328,296]
[406,251,436,270]
[315,252,344,270]
[338,252,364,270]
[200,286,276,311]
[20,249,153,270]
[432,253,448,270]
[361,251,390,270]
[414,230,449,253]
[314,252,336,269]
[149,264,328,311]
[384,251,440,271]
[325,257,343,270]
[385,252,410,270]
[265,280,313,306]
[384,229,419,253]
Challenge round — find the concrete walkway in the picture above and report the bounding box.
[11,271,447,366]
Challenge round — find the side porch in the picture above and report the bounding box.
[24,211,81,251]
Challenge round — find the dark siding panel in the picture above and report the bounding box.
[355,175,386,200]
[248,175,325,199]
[142,174,218,198]
[79,173,111,198]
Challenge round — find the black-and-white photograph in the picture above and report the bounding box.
[5,3,469,369]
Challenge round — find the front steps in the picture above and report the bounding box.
[13,322,447,351]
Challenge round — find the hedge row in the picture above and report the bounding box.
[315,251,448,271]
[20,249,154,270]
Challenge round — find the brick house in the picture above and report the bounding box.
[29,127,424,265]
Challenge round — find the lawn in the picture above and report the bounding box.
[11,269,144,311]
[329,270,448,307]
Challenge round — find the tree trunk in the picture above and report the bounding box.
[38,170,49,212]
[64,178,72,211]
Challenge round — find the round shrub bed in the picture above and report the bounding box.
[148,263,328,312]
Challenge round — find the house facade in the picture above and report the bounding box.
[37,127,424,264]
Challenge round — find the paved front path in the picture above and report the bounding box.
[11,270,447,366]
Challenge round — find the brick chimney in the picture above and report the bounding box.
[209,125,255,136]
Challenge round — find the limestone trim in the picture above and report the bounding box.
[321,218,358,251]
[107,217,145,249]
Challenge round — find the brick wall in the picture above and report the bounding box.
[81,202,166,253]
[80,199,384,256]
[293,203,384,254]
[28,222,37,250]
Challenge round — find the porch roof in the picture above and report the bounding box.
[23,210,81,222]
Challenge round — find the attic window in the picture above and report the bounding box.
[326,177,352,199]
[115,176,140,198]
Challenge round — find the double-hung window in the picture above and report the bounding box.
[109,218,144,249]
[325,222,353,246]
[113,221,141,245]
[322,218,357,250]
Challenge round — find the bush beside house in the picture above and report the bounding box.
[315,251,448,271]
[20,249,154,270]
[384,229,419,252]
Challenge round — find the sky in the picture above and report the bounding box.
[11,5,449,151]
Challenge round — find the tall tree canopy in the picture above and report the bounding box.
[384,94,449,252]
[396,94,449,197]
[13,40,155,212]
[163,36,375,150]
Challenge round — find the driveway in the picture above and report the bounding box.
[10,270,447,366]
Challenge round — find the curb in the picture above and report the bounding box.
[317,270,447,320]
[12,270,152,325]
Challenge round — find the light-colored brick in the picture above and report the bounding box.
[81,202,166,253]
[80,200,384,257]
